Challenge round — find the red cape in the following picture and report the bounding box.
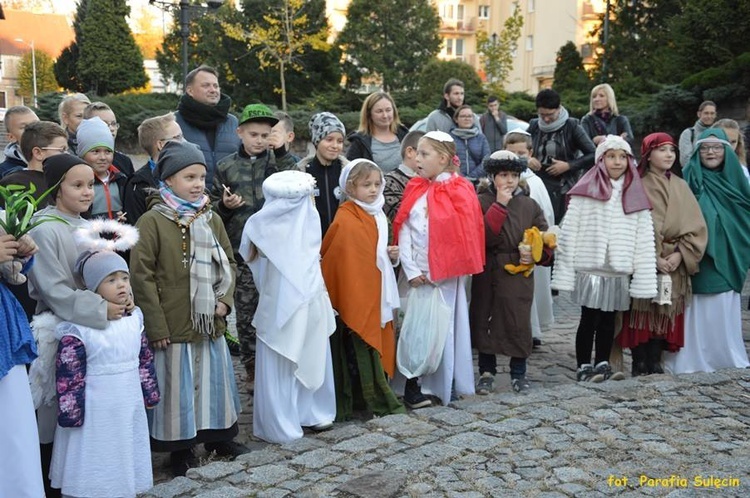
[392,174,485,281]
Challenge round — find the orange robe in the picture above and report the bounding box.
[321,201,396,377]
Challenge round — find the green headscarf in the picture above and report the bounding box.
[683,128,750,293]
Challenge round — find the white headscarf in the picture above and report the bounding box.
[339,159,401,326]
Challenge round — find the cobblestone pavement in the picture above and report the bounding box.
[144,282,750,498]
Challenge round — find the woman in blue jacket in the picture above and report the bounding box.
[450,105,491,180]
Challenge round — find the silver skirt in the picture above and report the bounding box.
[571,272,631,312]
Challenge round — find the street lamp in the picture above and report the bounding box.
[14,38,37,108]
[149,0,225,86]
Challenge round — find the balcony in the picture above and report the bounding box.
[440,16,476,35]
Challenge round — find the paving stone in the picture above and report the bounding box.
[331,432,397,453]
[483,417,541,434]
[553,466,594,483]
[443,431,504,451]
[279,437,327,453]
[193,487,251,498]
[404,482,434,496]
[186,461,246,482]
[245,464,298,485]
[256,489,291,498]
[335,470,407,498]
[143,477,201,498]
[235,448,287,467]
[290,449,347,469]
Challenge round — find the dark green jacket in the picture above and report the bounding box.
[210,145,297,251]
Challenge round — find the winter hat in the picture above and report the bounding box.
[155,140,207,181]
[483,150,526,176]
[239,103,278,126]
[595,134,632,163]
[76,117,114,158]
[43,153,89,200]
[309,112,345,147]
[75,250,129,292]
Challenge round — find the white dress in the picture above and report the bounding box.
[50,309,153,498]
[664,292,750,374]
[396,174,476,404]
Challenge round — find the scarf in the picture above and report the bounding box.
[450,126,481,140]
[537,106,570,133]
[683,128,750,293]
[567,135,651,214]
[177,93,233,130]
[591,109,612,136]
[339,160,400,326]
[153,186,232,336]
[392,174,485,281]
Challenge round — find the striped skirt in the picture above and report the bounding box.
[147,336,241,449]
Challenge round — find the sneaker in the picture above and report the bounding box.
[511,376,531,394]
[590,361,625,382]
[576,363,595,382]
[225,332,241,357]
[205,440,251,459]
[307,421,333,432]
[404,379,432,409]
[476,372,495,395]
[532,338,542,348]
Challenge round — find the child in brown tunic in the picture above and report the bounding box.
[470,151,552,394]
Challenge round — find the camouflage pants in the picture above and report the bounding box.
[234,255,259,375]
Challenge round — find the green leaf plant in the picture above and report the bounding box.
[0,182,68,239]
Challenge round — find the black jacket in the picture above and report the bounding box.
[345,124,410,162]
[123,161,158,225]
[580,113,634,146]
[297,154,349,237]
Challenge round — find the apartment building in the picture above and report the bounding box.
[327,0,606,94]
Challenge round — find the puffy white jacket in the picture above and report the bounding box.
[552,178,657,299]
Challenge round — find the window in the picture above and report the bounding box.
[528,0,535,12]
[479,5,490,19]
[0,91,6,108]
[445,39,454,56]
[526,35,534,51]
[455,39,464,56]
[457,4,464,20]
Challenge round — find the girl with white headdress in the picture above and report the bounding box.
[240,170,337,442]
[321,159,406,421]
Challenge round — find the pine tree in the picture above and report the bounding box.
[553,42,590,94]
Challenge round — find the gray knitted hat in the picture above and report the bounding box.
[155,140,207,181]
[308,112,345,147]
[77,117,114,158]
[75,251,129,292]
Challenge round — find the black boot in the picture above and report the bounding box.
[647,340,664,374]
[630,344,648,377]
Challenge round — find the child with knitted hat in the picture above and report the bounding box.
[77,116,128,220]
[130,140,246,476]
[297,112,348,236]
[470,150,553,395]
[210,103,298,380]
[50,248,159,498]
[552,135,657,382]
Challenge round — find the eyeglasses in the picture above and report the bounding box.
[40,146,69,154]
[457,114,474,119]
[104,121,120,129]
[699,144,723,153]
[159,133,184,143]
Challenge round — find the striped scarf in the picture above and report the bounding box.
[155,185,233,336]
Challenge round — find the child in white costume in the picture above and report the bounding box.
[50,250,159,498]
[240,170,337,443]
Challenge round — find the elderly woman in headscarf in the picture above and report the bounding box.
[617,133,707,376]
[663,128,750,374]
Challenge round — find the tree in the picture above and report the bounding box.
[75,0,148,95]
[417,59,485,109]
[224,0,330,111]
[17,50,58,101]
[476,3,523,99]
[54,0,88,92]
[131,5,163,60]
[552,42,590,94]
[337,0,442,91]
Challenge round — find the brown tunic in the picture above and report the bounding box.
[470,189,548,358]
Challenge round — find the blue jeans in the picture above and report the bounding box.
[478,353,527,379]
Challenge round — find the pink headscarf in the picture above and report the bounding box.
[637,132,676,176]
[567,135,651,214]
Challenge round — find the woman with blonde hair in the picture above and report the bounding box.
[346,92,409,172]
[58,93,92,155]
[713,118,749,181]
[580,83,634,146]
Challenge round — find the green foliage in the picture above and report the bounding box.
[553,42,590,95]
[337,0,442,91]
[681,52,750,102]
[76,0,148,95]
[476,3,524,99]
[0,183,67,238]
[416,59,485,108]
[16,50,58,103]
[54,0,87,93]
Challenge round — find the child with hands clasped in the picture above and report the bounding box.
[130,140,245,477]
[392,131,485,407]
[552,135,657,382]
[470,151,552,395]
[50,250,159,498]
[321,159,406,421]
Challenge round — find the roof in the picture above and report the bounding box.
[0,9,74,58]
